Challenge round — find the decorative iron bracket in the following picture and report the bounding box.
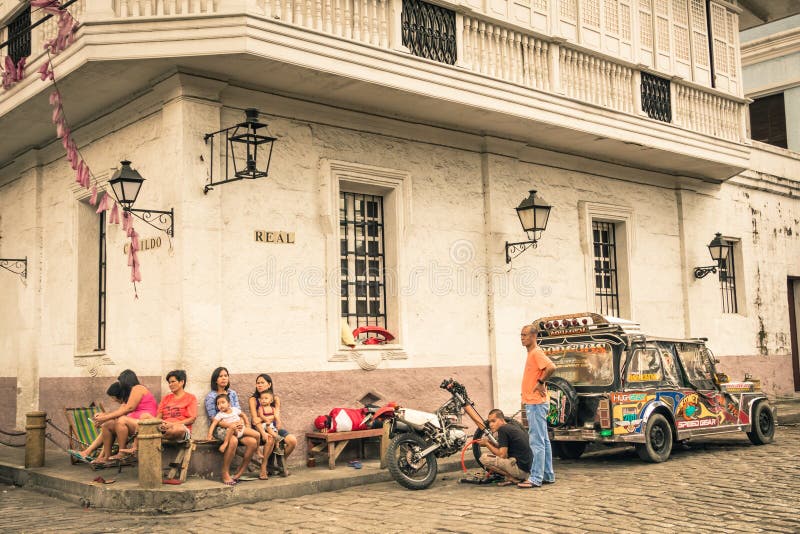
[0,257,27,279]
[505,240,538,264]
[693,265,718,279]
[128,208,174,238]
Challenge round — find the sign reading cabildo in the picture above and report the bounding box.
[123,237,162,254]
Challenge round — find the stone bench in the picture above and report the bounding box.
[306,425,389,469]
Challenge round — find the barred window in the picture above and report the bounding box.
[719,240,737,314]
[593,221,620,317]
[340,192,387,329]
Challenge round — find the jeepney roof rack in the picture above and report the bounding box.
[533,312,642,338]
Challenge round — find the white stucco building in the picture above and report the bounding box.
[0,0,798,459]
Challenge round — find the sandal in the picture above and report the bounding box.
[258,475,269,480]
[68,450,92,463]
[222,479,237,486]
[496,480,517,487]
[517,481,541,489]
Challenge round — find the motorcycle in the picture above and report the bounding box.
[374,378,498,490]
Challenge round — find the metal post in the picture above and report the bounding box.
[138,418,162,489]
[25,411,46,468]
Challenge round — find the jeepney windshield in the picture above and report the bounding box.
[542,342,614,386]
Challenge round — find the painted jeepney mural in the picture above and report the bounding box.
[533,312,775,463]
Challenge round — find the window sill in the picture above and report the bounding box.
[329,344,408,370]
[75,350,106,358]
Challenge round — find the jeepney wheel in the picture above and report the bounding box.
[552,441,587,460]
[635,413,672,463]
[546,377,578,429]
[747,402,775,445]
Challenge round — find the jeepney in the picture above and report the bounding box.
[536,312,776,462]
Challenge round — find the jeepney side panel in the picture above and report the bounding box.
[610,392,654,443]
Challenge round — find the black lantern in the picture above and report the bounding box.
[203,108,277,193]
[694,233,729,278]
[109,160,144,210]
[108,160,175,237]
[506,189,552,264]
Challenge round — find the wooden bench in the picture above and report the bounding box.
[161,440,195,482]
[306,425,390,469]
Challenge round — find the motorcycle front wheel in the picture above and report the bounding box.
[386,432,438,490]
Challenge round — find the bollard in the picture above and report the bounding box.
[138,418,162,489]
[25,411,47,468]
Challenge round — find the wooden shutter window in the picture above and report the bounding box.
[749,93,787,149]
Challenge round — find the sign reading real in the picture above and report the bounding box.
[255,231,295,244]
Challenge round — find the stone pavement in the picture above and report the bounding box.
[1,426,798,533]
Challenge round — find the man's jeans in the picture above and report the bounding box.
[525,403,554,485]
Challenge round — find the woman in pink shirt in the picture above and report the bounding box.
[91,369,157,463]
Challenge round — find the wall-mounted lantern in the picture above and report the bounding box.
[203,108,277,194]
[693,233,729,279]
[109,160,175,237]
[0,257,27,280]
[505,189,551,264]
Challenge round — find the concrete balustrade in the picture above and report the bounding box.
[2,0,748,145]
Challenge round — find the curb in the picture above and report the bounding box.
[0,457,476,514]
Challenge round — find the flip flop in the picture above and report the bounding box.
[258,475,269,480]
[162,479,182,485]
[517,481,541,489]
[496,480,517,487]
[347,460,362,469]
[68,450,91,463]
[222,479,237,486]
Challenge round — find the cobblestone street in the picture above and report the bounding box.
[2,427,798,533]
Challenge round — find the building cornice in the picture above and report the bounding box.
[741,26,800,66]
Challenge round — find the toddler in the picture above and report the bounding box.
[207,394,260,453]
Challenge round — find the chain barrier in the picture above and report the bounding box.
[0,426,26,447]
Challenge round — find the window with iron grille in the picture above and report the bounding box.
[340,192,387,332]
[7,6,32,63]
[593,221,620,317]
[718,240,737,314]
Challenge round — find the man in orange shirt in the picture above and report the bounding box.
[517,324,556,489]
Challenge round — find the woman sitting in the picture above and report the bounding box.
[247,373,296,476]
[91,369,157,463]
[204,367,258,485]
[71,381,123,462]
[157,370,197,442]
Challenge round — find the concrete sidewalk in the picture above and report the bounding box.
[0,445,473,514]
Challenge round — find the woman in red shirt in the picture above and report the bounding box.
[157,370,197,441]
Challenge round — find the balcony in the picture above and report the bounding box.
[0,0,750,181]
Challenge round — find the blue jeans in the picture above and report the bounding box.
[525,403,554,485]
